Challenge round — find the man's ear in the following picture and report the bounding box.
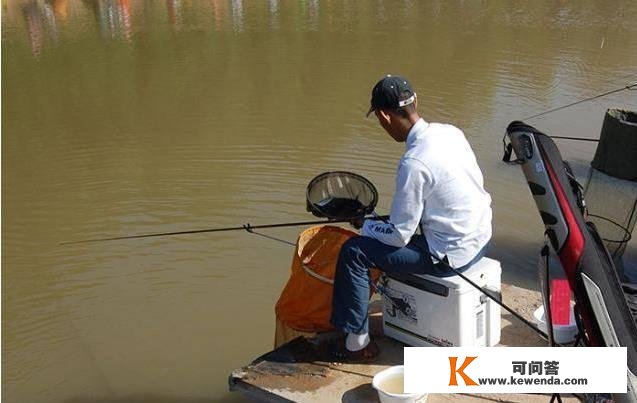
[378,109,392,125]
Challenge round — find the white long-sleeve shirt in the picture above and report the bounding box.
[361,118,492,267]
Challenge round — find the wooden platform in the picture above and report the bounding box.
[229,285,579,402]
[229,334,401,402]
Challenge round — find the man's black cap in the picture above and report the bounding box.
[366,75,416,117]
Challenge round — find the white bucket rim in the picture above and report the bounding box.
[371,365,426,398]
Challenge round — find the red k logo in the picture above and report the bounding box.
[448,356,478,386]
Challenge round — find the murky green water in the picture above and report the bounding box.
[3,1,637,401]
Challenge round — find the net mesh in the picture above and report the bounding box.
[584,168,637,280]
[306,172,378,220]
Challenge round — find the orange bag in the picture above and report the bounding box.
[275,225,379,334]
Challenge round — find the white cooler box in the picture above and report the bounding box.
[382,257,501,347]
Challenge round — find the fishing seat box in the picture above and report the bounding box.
[382,257,501,347]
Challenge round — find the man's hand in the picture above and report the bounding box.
[349,217,365,230]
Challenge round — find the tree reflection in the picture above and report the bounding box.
[82,0,131,41]
[20,0,61,56]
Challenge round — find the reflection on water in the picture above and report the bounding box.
[84,0,132,41]
[20,0,61,55]
[230,0,242,32]
[3,0,637,402]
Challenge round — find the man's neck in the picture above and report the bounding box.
[398,114,422,141]
[407,113,421,127]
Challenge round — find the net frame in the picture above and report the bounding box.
[306,171,378,220]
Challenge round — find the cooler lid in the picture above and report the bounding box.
[413,257,501,291]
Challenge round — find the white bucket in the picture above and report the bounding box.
[533,305,579,344]
[371,365,428,403]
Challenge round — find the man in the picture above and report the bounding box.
[330,75,492,359]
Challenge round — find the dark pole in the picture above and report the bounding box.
[524,82,636,121]
[60,215,390,245]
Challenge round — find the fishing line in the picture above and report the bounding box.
[523,82,636,121]
[60,215,390,245]
[244,221,410,316]
[501,81,637,150]
[242,224,296,246]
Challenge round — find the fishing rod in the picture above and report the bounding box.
[523,82,636,121]
[59,215,390,245]
[61,171,383,245]
[251,220,552,343]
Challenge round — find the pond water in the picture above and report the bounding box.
[3,1,637,401]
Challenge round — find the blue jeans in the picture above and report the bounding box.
[330,234,486,334]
